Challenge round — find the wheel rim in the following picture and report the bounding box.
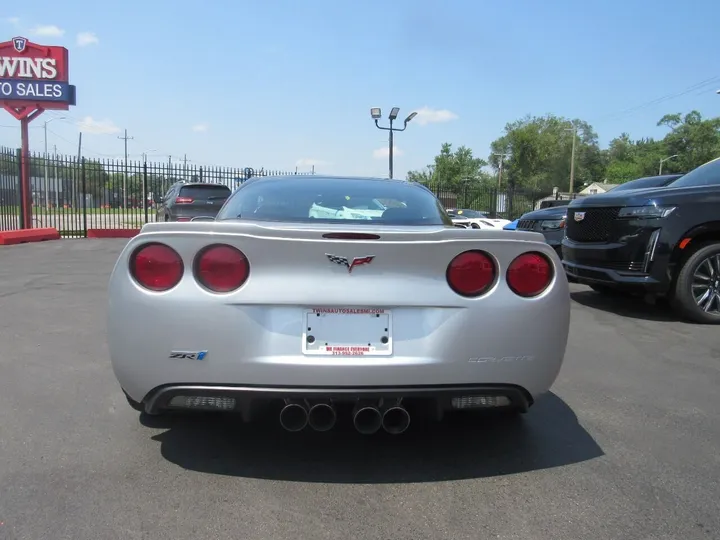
[691,253,720,315]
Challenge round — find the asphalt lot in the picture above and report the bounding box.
[1,239,719,540]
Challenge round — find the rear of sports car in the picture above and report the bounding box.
[107,175,570,434]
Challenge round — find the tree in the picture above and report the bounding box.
[488,114,604,192]
[407,143,491,190]
[657,110,720,173]
[602,135,666,183]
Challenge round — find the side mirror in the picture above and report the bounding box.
[190,216,215,222]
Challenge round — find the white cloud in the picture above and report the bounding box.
[30,24,65,37]
[76,32,99,47]
[5,17,20,26]
[77,116,120,135]
[412,106,459,126]
[373,146,404,159]
[192,123,209,132]
[295,158,328,167]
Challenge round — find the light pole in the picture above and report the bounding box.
[43,116,66,208]
[370,107,417,179]
[659,154,678,175]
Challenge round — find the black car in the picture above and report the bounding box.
[561,165,720,324]
[156,182,232,222]
[516,175,685,259]
[516,204,569,258]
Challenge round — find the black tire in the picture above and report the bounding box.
[671,241,720,324]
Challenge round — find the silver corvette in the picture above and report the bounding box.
[107,175,570,435]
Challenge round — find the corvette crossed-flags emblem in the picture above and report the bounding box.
[326,254,375,273]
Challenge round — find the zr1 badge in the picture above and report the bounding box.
[169,351,207,360]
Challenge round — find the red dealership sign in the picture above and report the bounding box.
[0,36,77,229]
[0,36,76,118]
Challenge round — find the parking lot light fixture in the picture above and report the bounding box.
[371,106,417,179]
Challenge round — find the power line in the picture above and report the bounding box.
[591,75,720,125]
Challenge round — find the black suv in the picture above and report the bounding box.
[562,163,720,324]
[156,181,231,222]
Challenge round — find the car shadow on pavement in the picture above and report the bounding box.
[142,392,604,483]
[571,289,680,322]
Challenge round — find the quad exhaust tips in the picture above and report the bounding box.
[280,398,410,435]
[280,399,338,432]
[353,399,411,435]
[279,399,309,432]
[308,401,337,432]
[353,401,384,435]
[381,403,411,435]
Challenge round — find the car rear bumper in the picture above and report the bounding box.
[140,382,532,418]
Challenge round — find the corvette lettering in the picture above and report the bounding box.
[169,350,208,360]
[325,254,375,273]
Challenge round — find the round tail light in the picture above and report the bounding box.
[507,252,553,297]
[446,250,496,297]
[195,244,250,292]
[130,243,184,291]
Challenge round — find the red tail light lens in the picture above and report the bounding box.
[195,244,250,292]
[175,197,193,204]
[446,250,496,297]
[507,252,553,297]
[130,243,184,291]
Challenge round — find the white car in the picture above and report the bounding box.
[447,209,511,229]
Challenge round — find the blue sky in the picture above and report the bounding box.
[1,0,719,178]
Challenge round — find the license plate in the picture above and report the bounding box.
[302,308,392,356]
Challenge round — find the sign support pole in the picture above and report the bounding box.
[17,108,44,229]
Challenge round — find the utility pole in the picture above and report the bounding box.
[493,153,509,189]
[565,125,578,194]
[117,129,134,208]
[75,132,82,209]
[53,144,58,207]
[181,153,191,180]
[42,117,66,208]
[492,153,509,217]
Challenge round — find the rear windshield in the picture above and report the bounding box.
[667,158,720,188]
[179,185,231,199]
[216,177,451,225]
